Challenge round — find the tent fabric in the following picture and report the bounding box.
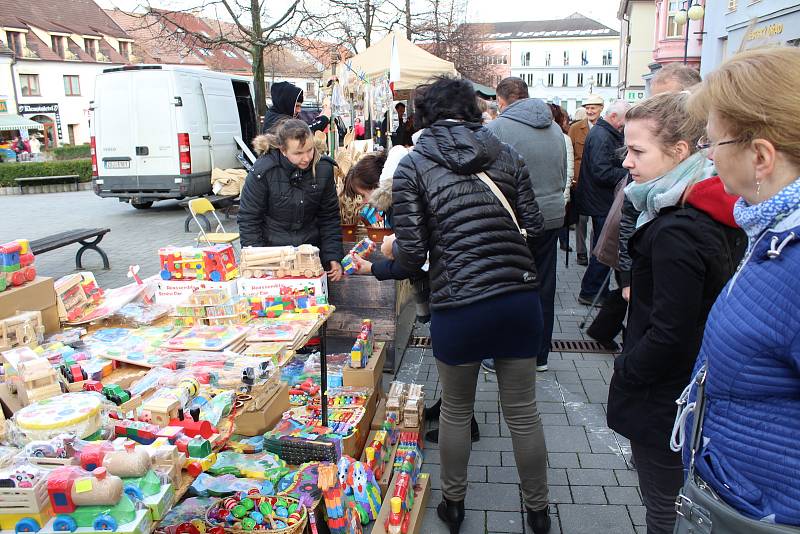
[344,31,457,92]
[0,114,44,131]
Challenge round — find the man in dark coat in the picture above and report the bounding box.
[260,82,329,134]
[575,100,630,304]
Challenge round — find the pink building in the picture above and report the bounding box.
[481,41,512,87]
[652,0,705,68]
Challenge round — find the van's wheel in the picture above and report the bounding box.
[131,200,153,209]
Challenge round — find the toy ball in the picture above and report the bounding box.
[232,505,247,518]
[259,502,274,516]
[215,509,230,521]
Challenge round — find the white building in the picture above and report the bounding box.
[476,13,621,115]
[1,3,133,147]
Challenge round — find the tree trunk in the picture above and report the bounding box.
[251,0,266,119]
[405,0,412,40]
[365,0,372,47]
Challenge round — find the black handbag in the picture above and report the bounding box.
[674,366,800,534]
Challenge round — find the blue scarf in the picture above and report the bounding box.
[624,152,709,228]
[733,178,800,243]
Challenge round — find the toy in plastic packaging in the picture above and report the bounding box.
[115,302,172,326]
[9,393,108,444]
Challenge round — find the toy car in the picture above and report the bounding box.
[102,384,132,406]
[61,363,88,384]
[82,380,103,393]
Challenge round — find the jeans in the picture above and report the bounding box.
[579,215,611,300]
[437,357,549,511]
[533,229,559,366]
[575,215,590,257]
[630,441,685,534]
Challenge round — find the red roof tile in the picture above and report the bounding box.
[0,0,129,39]
[105,9,205,66]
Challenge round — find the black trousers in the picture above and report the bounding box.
[586,271,628,343]
[630,441,684,534]
[533,229,559,366]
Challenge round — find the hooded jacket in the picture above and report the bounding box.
[487,98,567,230]
[237,136,343,265]
[575,117,628,217]
[391,120,545,310]
[607,176,746,449]
[260,82,329,134]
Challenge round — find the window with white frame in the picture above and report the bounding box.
[6,31,23,56]
[604,73,612,86]
[602,50,613,65]
[85,38,98,58]
[577,72,584,86]
[119,41,131,59]
[562,73,568,87]
[306,82,316,96]
[64,75,81,96]
[198,48,212,56]
[545,51,551,66]
[521,51,531,66]
[667,1,687,37]
[223,50,238,58]
[581,49,588,65]
[547,73,554,87]
[51,35,65,59]
[563,50,569,66]
[20,74,40,96]
[596,72,604,86]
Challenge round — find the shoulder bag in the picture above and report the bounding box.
[674,365,800,534]
[475,171,527,238]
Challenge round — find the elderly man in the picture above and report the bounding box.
[649,63,701,95]
[575,99,631,306]
[568,95,605,265]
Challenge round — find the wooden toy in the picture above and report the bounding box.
[318,463,361,534]
[346,460,382,524]
[341,238,376,276]
[23,434,81,468]
[350,320,373,369]
[0,464,53,533]
[239,245,323,278]
[0,240,36,292]
[158,245,238,282]
[1,347,61,406]
[54,273,104,323]
[0,311,44,351]
[402,385,424,429]
[174,292,250,327]
[385,382,408,425]
[382,450,419,534]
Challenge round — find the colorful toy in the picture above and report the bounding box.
[382,450,420,534]
[239,245,323,278]
[0,240,36,292]
[0,311,44,352]
[363,430,390,480]
[54,272,104,323]
[263,419,342,465]
[23,435,81,467]
[158,245,238,282]
[349,320,373,369]
[340,238,376,276]
[206,451,288,482]
[0,463,53,533]
[163,325,250,352]
[206,492,308,532]
[15,393,104,442]
[347,461,381,523]
[2,346,62,406]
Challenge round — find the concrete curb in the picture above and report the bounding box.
[0,182,92,195]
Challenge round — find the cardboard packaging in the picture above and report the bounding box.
[343,341,386,392]
[0,276,59,333]
[155,279,238,306]
[233,381,289,436]
[371,472,431,534]
[236,273,328,299]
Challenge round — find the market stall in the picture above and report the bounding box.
[0,239,430,534]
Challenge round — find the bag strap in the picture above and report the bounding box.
[688,364,708,477]
[475,171,528,238]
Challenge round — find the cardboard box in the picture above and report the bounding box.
[155,279,238,306]
[0,277,59,333]
[343,341,386,391]
[372,397,387,431]
[371,472,431,534]
[236,274,328,299]
[233,381,289,436]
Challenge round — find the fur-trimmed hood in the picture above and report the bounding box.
[368,144,415,211]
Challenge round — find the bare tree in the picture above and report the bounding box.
[139,0,312,118]
[306,0,401,54]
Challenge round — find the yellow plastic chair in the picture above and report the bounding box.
[189,198,240,246]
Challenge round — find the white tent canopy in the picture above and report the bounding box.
[344,31,457,93]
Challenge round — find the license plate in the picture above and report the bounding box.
[104,160,130,169]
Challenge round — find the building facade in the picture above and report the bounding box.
[618,0,657,102]
[474,13,620,115]
[0,45,15,117]
[1,3,133,147]
[700,0,800,77]
[652,0,705,69]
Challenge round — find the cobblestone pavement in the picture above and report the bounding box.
[1,191,641,533]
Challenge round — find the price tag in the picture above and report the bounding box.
[75,479,93,493]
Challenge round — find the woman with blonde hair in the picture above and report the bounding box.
[605,91,744,534]
[674,47,800,529]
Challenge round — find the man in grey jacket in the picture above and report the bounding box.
[485,76,567,372]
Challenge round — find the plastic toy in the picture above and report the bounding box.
[0,311,44,352]
[163,325,250,352]
[0,240,36,292]
[0,463,53,533]
[349,320,373,369]
[206,491,307,532]
[158,245,238,282]
[15,393,104,442]
[340,238,376,276]
[239,245,323,278]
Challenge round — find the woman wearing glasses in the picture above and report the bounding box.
[676,47,800,528]
[605,91,745,534]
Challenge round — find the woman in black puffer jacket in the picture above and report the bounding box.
[392,77,551,534]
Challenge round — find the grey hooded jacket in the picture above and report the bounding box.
[487,98,567,230]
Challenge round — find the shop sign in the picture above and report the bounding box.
[17,102,62,141]
[746,23,784,41]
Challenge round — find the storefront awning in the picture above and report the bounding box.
[0,114,44,131]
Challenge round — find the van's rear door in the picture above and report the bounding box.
[95,71,138,181]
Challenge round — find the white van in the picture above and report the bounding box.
[91,66,257,208]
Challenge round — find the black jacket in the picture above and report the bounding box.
[392,121,544,310]
[617,195,639,288]
[606,205,745,449]
[260,82,329,134]
[575,118,628,217]
[237,149,343,266]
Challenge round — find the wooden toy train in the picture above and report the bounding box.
[0,240,36,292]
[239,245,323,278]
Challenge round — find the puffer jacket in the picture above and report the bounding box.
[683,206,800,526]
[392,120,544,310]
[261,82,329,134]
[237,141,343,265]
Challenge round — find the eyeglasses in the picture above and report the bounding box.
[696,135,741,150]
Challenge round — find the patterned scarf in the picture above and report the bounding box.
[624,151,709,228]
[733,178,800,242]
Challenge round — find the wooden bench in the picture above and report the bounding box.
[15,175,80,194]
[179,194,239,233]
[30,228,111,270]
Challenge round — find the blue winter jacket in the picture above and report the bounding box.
[683,207,800,526]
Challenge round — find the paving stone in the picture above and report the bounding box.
[576,367,603,380]
[465,482,523,511]
[473,437,515,451]
[548,485,573,504]
[466,451,502,466]
[537,402,567,414]
[501,451,517,466]
[487,511,525,533]
[578,453,628,469]
[422,508,485,534]
[546,468,568,486]
[571,486,608,504]
[566,468,618,486]
[583,381,611,403]
[605,486,642,506]
[486,412,500,424]
[627,505,647,526]
[557,504,635,534]
[615,469,640,486]
[548,452,580,468]
[544,426,592,452]
[487,466,522,484]
[479,423,502,437]
[540,413,570,426]
[555,370,581,384]
[586,430,625,454]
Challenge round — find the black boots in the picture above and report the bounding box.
[437,498,465,534]
[425,416,480,443]
[424,398,441,421]
[527,506,552,534]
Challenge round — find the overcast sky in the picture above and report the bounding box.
[98,0,621,31]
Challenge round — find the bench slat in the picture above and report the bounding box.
[30,228,110,254]
[15,175,80,182]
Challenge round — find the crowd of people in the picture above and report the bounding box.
[237,46,800,534]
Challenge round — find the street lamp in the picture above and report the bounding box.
[675,1,705,65]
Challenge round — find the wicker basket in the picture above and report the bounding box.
[205,494,308,534]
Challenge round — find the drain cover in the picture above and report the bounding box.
[551,339,618,354]
[409,336,432,348]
